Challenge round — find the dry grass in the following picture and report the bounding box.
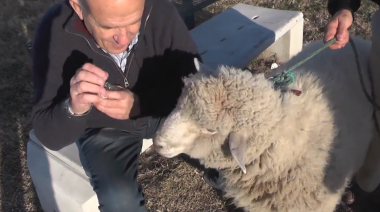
[0,0,378,211]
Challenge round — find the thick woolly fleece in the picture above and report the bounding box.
[155,36,375,212]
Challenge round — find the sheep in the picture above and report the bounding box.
[152,36,376,212]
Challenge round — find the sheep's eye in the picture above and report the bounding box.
[200,128,217,135]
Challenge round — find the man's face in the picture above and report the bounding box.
[71,0,145,54]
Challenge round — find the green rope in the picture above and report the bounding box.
[270,37,338,89]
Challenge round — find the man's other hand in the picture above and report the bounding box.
[94,89,135,120]
[324,9,353,49]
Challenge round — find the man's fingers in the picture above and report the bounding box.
[336,18,351,40]
[73,69,107,87]
[323,9,353,50]
[324,20,349,49]
[96,98,120,108]
[104,90,127,100]
[80,93,102,104]
[324,20,338,43]
[72,92,102,106]
[325,26,341,49]
[94,102,124,119]
[92,90,134,120]
[72,81,107,96]
[70,63,109,89]
[94,104,129,119]
[94,103,109,113]
[329,23,349,49]
[82,63,109,80]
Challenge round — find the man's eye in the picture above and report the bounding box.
[100,25,113,29]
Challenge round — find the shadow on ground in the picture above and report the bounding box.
[0,42,42,212]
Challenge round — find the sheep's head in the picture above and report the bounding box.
[153,58,250,174]
[153,109,218,158]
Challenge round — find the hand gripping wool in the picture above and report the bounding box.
[153,36,375,212]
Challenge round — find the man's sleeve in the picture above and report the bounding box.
[129,1,202,118]
[31,9,88,151]
[327,0,361,17]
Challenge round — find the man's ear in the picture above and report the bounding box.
[193,57,215,74]
[228,131,247,174]
[69,0,85,20]
[200,128,217,135]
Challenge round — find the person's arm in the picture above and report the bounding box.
[327,0,361,17]
[129,0,202,118]
[31,6,88,151]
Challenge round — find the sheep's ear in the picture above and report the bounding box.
[200,128,218,135]
[228,131,247,174]
[193,57,214,74]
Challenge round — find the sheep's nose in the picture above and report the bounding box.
[155,144,164,149]
[153,140,166,149]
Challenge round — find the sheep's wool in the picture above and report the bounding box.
[154,36,375,212]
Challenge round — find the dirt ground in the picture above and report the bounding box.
[1,0,379,211]
[138,147,380,212]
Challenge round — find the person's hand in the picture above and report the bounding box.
[324,9,353,49]
[69,63,108,115]
[94,89,135,119]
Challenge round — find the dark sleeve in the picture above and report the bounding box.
[129,0,202,118]
[31,6,88,151]
[327,0,361,17]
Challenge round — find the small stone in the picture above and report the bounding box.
[271,63,279,70]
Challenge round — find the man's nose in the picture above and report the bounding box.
[113,30,130,46]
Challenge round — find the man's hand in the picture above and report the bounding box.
[94,89,135,120]
[324,9,354,49]
[69,63,108,115]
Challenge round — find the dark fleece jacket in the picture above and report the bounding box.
[31,0,202,150]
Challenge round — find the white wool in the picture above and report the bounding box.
[153,36,375,212]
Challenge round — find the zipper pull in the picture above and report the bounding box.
[124,78,129,88]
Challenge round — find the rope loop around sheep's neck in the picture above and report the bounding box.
[269,37,338,90]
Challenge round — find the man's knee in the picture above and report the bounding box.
[97,182,147,212]
[77,128,147,212]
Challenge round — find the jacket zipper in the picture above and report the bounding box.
[123,51,134,87]
[64,28,130,88]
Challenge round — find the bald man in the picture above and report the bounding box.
[325,0,380,195]
[30,0,218,211]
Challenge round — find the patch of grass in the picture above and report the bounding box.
[0,0,378,211]
[0,0,59,211]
